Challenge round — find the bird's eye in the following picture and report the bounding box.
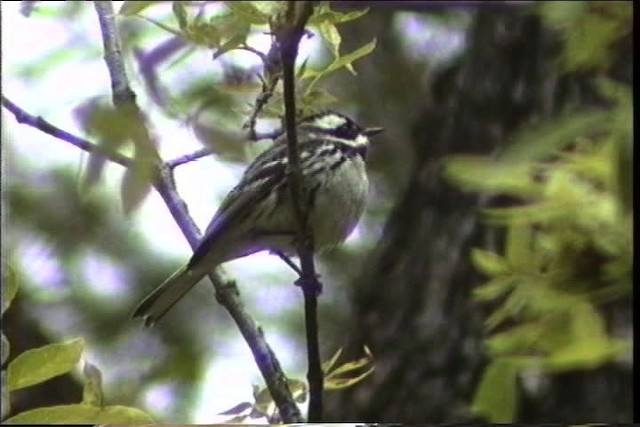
[332,120,361,140]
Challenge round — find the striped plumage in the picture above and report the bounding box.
[133,111,383,326]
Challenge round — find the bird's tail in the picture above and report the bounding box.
[132,265,204,327]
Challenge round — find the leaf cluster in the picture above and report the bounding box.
[536,1,632,73]
[1,270,153,424]
[119,1,376,119]
[217,346,374,423]
[444,78,631,423]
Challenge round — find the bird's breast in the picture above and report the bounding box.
[310,155,368,250]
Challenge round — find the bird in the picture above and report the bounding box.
[132,110,383,326]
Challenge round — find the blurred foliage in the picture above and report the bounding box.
[4,161,209,420]
[4,0,387,422]
[1,270,153,424]
[218,345,373,423]
[536,1,632,73]
[119,0,376,119]
[443,2,632,422]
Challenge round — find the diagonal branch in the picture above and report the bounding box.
[91,1,302,422]
[2,93,302,423]
[1,94,132,168]
[3,2,303,423]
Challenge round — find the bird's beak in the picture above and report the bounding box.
[363,127,384,136]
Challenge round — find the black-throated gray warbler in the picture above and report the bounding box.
[133,111,383,326]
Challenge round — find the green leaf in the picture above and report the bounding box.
[7,338,84,391]
[324,367,374,390]
[172,1,189,30]
[287,378,308,403]
[472,358,518,423]
[471,248,510,277]
[303,88,337,106]
[442,155,540,197]
[504,224,533,272]
[309,3,369,25]
[2,333,9,365]
[473,276,517,302]
[323,347,375,389]
[303,38,376,93]
[481,202,569,226]
[118,1,160,16]
[319,21,340,55]
[545,338,630,372]
[82,361,104,407]
[4,404,154,424]
[224,1,270,25]
[120,163,153,216]
[322,348,343,373]
[500,111,611,162]
[613,135,632,217]
[137,15,183,38]
[570,302,607,341]
[1,259,18,315]
[213,33,249,60]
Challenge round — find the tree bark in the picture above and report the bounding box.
[326,8,632,423]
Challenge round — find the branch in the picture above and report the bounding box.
[166,147,216,169]
[242,42,282,140]
[12,2,303,423]
[1,94,132,168]
[273,1,324,422]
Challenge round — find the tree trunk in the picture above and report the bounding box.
[326,8,632,423]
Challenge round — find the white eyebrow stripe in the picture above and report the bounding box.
[317,133,369,147]
[311,113,348,129]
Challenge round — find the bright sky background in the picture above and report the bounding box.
[2,1,464,423]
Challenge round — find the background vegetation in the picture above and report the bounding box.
[2,0,632,423]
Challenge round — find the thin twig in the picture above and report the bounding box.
[1,94,132,168]
[273,1,324,421]
[242,42,283,140]
[166,147,216,169]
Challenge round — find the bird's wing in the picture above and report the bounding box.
[186,143,289,268]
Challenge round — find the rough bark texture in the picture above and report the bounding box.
[325,8,632,423]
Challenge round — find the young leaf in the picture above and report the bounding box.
[319,21,341,56]
[213,33,249,60]
[120,164,153,216]
[137,15,184,38]
[118,1,160,16]
[303,88,337,106]
[303,38,376,93]
[309,3,369,25]
[7,338,84,391]
[471,249,510,277]
[4,404,154,424]
[224,1,270,25]
[172,1,189,30]
[472,358,518,423]
[473,276,517,302]
[500,111,611,162]
[325,367,374,390]
[82,361,104,407]
[545,338,630,372]
[322,348,344,373]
